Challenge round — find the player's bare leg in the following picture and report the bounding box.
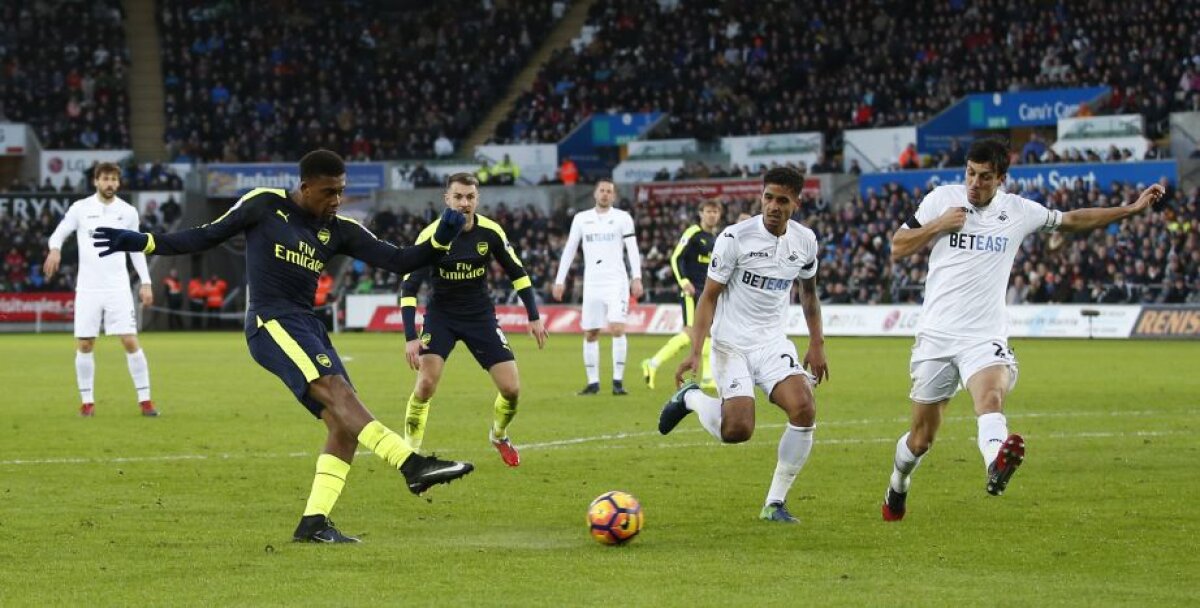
[966,366,1024,496]
[76,338,96,416]
[120,334,156,416]
[488,361,521,466]
[883,399,948,521]
[610,322,628,395]
[404,354,445,450]
[579,329,601,395]
[761,375,816,524]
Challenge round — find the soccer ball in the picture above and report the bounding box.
[587,490,644,545]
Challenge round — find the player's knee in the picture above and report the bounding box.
[789,401,816,427]
[120,336,139,352]
[909,433,935,456]
[77,340,95,353]
[721,421,754,444]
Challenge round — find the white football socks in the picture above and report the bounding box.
[583,339,600,385]
[890,432,924,493]
[977,412,1008,469]
[76,351,95,404]
[126,349,151,402]
[684,389,724,440]
[612,336,627,383]
[766,424,814,505]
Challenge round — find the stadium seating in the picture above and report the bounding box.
[156,0,568,162]
[493,0,1200,148]
[0,1,131,148]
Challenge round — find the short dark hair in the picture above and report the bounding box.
[595,178,615,188]
[699,199,722,211]
[763,167,804,196]
[299,149,346,180]
[966,138,1010,175]
[93,162,121,179]
[445,172,479,189]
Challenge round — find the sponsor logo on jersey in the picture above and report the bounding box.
[748,251,770,258]
[740,270,792,291]
[276,209,290,222]
[948,232,1010,253]
[476,241,489,255]
[317,228,330,244]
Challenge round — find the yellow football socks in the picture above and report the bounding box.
[404,394,431,451]
[302,453,351,517]
[650,332,691,367]
[358,420,413,469]
[492,394,517,439]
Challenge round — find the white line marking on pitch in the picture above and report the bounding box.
[0,412,1187,467]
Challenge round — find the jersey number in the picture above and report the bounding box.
[780,354,798,369]
[992,342,1015,360]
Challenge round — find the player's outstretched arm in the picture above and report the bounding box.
[343,208,465,276]
[798,276,828,384]
[1059,184,1165,233]
[95,193,270,256]
[891,207,967,260]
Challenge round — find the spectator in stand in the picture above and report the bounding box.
[163,268,184,330]
[187,274,206,329]
[560,157,579,186]
[204,274,228,328]
[899,144,920,170]
[491,154,522,185]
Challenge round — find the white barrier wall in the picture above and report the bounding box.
[344,296,1144,339]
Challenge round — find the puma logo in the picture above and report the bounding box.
[276,209,290,222]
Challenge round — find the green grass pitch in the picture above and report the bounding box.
[1,332,1197,606]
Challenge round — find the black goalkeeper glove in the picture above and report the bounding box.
[431,208,467,249]
[93,227,151,257]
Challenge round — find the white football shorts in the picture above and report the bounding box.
[580,282,629,330]
[711,336,813,401]
[908,334,1018,404]
[74,289,138,338]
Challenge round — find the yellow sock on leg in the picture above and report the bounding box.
[404,394,431,451]
[492,394,517,440]
[303,454,351,517]
[358,420,413,469]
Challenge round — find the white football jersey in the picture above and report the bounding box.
[555,207,641,286]
[48,195,150,292]
[707,216,819,352]
[905,185,1061,340]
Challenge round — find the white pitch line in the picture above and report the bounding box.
[0,411,1188,467]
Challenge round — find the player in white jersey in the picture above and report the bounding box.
[658,168,829,524]
[881,139,1165,521]
[552,179,643,395]
[43,162,158,417]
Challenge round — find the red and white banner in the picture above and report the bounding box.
[634,177,820,204]
[0,292,75,322]
[350,296,1147,339]
[365,304,664,334]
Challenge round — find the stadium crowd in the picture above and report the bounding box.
[156,0,568,163]
[0,0,131,149]
[339,178,1200,308]
[493,0,1200,151]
